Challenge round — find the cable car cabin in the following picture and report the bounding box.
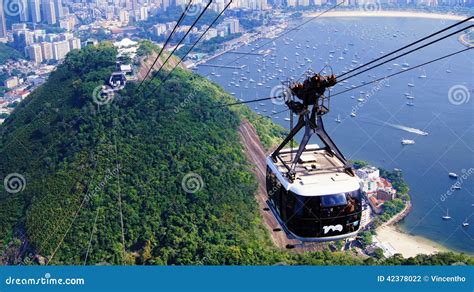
[266,144,362,242]
[109,72,126,90]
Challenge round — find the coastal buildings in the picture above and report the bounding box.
[356,165,397,214]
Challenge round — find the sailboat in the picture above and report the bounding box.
[442,209,451,220]
[335,114,341,123]
[462,218,469,227]
[418,68,427,79]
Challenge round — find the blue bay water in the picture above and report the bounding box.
[196,16,474,253]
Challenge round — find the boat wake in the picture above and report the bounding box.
[385,122,428,136]
[367,118,429,136]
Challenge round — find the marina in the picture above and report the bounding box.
[197,16,474,253]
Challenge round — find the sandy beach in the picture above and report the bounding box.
[307,10,471,21]
[375,225,448,258]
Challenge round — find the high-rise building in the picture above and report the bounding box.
[33,29,46,42]
[27,44,44,64]
[119,10,129,25]
[54,0,63,19]
[40,42,53,61]
[59,15,75,31]
[62,32,73,40]
[0,0,6,39]
[52,40,70,60]
[12,23,28,32]
[224,18,240,34]
[153,23,167,36]
[29,0,42,23]
[15,30,35,46]
[138,6,149,21]
[68,37,81,50]
[43,0,57,25]
[46,33,60,42]
[162,0,170,11]
[19,0,30,22]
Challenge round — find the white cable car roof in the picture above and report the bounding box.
[267,144,360,197]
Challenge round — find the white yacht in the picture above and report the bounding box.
[448,172,458,178]
[401,139,415,145]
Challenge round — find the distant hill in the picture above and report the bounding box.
[0,44,472,266]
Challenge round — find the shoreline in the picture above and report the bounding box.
[306,10,471,21]
[375,225,450,258]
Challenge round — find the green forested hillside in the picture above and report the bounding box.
[0,44,472,266]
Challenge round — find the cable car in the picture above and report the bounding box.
[266,74,362,241]
[109,72,127,90]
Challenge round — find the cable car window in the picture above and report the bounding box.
[346,190,361,214]
[321,193,347,207]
